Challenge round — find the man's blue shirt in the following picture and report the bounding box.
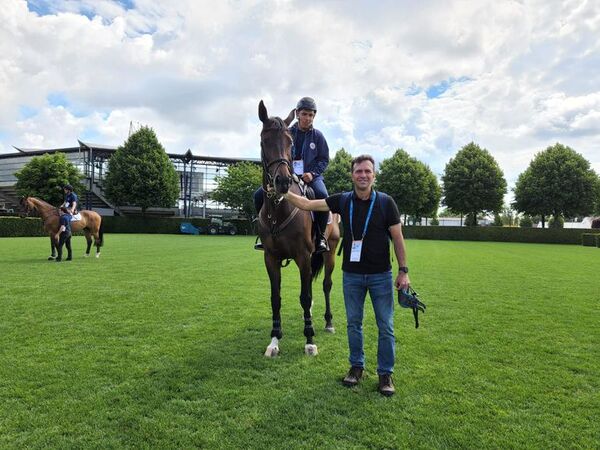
[59,214,72,234]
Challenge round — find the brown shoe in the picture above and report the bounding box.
[342,366,363,387]
[378,373,395,397]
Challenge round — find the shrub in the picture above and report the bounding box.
[582,233,600,247]
[1,217,254,237]
[520,216,533,228]
[549,215,564,228]
[403,226,590,245]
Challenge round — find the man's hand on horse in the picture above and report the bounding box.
[301,172,313,183]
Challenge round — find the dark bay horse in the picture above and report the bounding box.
[20,196,104,259]
[257,100,340,357]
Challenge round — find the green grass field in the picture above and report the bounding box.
[1,235,598,449]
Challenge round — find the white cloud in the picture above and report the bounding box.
[1,0,600,194]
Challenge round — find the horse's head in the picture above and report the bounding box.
[19,196,34,218]
[259,100,295,195]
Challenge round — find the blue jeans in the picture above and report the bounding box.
[343,271,395,374]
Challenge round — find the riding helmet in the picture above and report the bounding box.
[296,97,317,112]
[63,184,73,191]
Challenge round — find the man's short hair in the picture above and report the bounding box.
[351,154,375,172]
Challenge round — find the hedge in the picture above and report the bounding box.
[0,216,254,237]
[1,217,594,245]
[0,217,48,237]
[400,225,592,245]
[581,233,600,247]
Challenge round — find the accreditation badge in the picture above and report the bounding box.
[350,240,363,262]
[293,160,304,175]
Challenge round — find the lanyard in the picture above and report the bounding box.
[293,127,312,160]
[349,190,376,241]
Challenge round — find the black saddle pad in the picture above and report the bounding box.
[305,186,315,200]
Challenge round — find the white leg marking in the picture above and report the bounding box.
[305,344,318,356]
[325,326,335,333]
[264,337,280,357]
[95,252,101,258]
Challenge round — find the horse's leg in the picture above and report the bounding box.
[84,229,92,257]
[298,254,317,355]
[93,229,101,258]
[48,236,57,260]
[323,247,335,333]
[264,253,282,357]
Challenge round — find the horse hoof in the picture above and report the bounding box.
[325,326,335,334]
[264,346,279,357]
[84,254,89,258]
[264,337,279,357]
[48,256,56,260]
[95,253,101,258]
[305,344,318,356]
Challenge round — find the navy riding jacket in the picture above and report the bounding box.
[290,123,329,179]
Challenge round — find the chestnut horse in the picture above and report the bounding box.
[257,100,340,357]
[20,196,104,259]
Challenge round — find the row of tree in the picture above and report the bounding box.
[215,142,599,226]
[15,125,600,226]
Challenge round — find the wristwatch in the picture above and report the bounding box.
[398,266,409,274]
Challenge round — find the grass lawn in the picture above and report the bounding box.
[0,234,598,449]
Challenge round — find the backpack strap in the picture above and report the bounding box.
[376,192,391,238]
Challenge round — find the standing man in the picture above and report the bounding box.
[55,207,73,262]
[283,155,410,397]
[254,96,330,253]
[61,184,78,217]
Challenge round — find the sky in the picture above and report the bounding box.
[1,0,599,197]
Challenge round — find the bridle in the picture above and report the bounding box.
[260,118,293,205]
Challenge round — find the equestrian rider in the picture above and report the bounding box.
[61,184,78,217]
[254,96,331,253]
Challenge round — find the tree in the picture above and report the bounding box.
[548,215,564,228]
[15,152,86,206]
[104,126,179,214]
[323,148,353,194]
[442,142,507,226]
[212,162,262,221]
[500,204,518,226]
[519,215,533,228]
[513,143,600,228]
[376,149,441,224]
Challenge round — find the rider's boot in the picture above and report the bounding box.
[315,230,329,254]
[315,213,330,254]
[254,235,264,251]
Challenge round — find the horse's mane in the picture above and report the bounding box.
[29,197,59,216]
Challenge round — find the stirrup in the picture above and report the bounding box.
[315,238,329,254]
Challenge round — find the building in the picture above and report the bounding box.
[0,141,259,217]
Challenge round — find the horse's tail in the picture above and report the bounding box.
[97,217,105,247]
[311,251,324,281]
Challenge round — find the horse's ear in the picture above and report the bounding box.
[258,100,268,123]
[284,109,295,126]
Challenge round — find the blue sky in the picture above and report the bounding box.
[1,0,600,194]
